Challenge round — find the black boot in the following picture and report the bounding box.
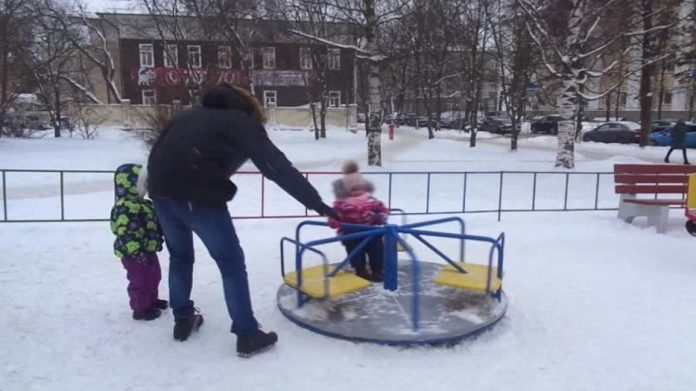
[371,269,384,283]
[154,299,169,310]
[133,308,161,321]
[237,330,278,358]
[354,265,372,281]
[173,314,204,341]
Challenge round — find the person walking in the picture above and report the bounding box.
[146,84,338,357]
[664,119,690,165]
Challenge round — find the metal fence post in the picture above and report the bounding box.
[388,173,393,208]
[462,172,467,213]
[563,172,570,211]
[532,172,538,211]
[426,173,431,214]
[594,173,601,210]
[2,170,7,221]
[60,171,65,221]
[497,172,504,222]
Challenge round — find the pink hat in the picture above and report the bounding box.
[342,160,367,195]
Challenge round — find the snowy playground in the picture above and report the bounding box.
[1,127,695,391]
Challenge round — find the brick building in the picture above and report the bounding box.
[86,13,357,108]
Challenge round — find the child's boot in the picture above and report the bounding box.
[154,299,169,310]
[133,308,161,321]
[173,313,204,341]
[371,269,384,283]
[354,265,372,281]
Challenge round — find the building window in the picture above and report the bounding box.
[164,44,178,68]
[218,45,232,69]
[142,89,156,105]
[619,92,627,106]
[663,91,672,105]
[262,47,275,69]
[328,91,341,107]
[328,48,340,70]
[300,47,313,70]
[263,90,277,107]
[188,45,202,68]
[139,44,154,67]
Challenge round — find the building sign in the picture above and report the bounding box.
[131,68,309,88]
[131,67,250,87]
[251,70,308,87]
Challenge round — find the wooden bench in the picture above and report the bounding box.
[614,164,696,233]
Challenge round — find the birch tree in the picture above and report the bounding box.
[288,0,405,166]
[517,0,670,168]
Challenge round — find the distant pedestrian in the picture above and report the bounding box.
[664,119,690,165]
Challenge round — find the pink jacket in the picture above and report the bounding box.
[329,192,389,233]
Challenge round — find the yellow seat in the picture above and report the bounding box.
[284,264,371,299]
[688,174,696,209]
[434,262,502,293]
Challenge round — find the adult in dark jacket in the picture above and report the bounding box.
[664,119,690,165]
[147,84,337,357]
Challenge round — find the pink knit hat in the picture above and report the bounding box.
[342,160,367,195]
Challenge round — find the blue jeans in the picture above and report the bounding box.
[152,198,259,336]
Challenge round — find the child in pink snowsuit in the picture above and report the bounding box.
[328,161,389,282]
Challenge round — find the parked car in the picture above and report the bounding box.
[481,113,513,134]
[582,121,641,144]
[531,115,563,135]
[649,123,696,148]
[439,111,465,129]
[651,119,677,133]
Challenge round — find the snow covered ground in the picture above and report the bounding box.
[1,126,695,391]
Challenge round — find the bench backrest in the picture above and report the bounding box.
[614,164,696,194]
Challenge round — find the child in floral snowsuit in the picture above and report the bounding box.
[110,163,167,320]
[329,161,389,282]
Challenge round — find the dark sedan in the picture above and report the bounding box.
[481,115,513,134]
[582,121,641,144]
[531,115,562,135]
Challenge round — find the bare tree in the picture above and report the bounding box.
[675,0,696,120]
[487,0,539,151]
[455,0,491,147]
[516,0,671,168]
[0,0,34,136]
[288,0,406,165]
[27,0,82,138]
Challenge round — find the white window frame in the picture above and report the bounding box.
[139,43,154,68]
[300,47,313,70]
[163,44,178,68]
[218,45,232,69]
[262,47,275,69]
[328,90,341,107]
[263,90,277,107]
[187,45,202,68]
[328,48,341,70]
[142,89,157,105]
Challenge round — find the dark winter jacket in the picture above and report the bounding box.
[110,164,163,262]
[147,101,324,210]
[671,122,688,148]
